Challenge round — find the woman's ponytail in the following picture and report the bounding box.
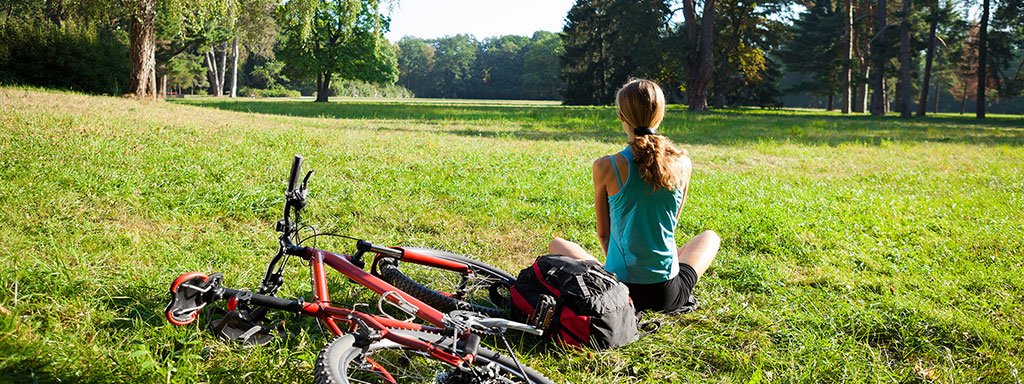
[630,134,686,190]
[618,79,686,191]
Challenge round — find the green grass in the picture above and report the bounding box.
[1,87,1023,383]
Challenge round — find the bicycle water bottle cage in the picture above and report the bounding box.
[377,291,419,322]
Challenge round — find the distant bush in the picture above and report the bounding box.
[240,86,301,98]
[328,79,414,98]
[0,22,129,95]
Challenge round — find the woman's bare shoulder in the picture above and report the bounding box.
[678,155,693,171]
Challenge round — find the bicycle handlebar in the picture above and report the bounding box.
[287,155,303,193]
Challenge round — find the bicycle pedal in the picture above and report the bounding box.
[531,294,557,331]
[208,309,280,346]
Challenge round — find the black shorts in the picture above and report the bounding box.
[624,263,698,313]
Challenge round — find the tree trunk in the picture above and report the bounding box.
[842,0,853,114]
[917,9,938,117]
[896,0,912,118]
[160,75,167,98]
[315,72,331,102]
[856,67,869,112]
[205,51,220,96]
[853,0,870,113]
[977,0,989,119]
[869,0,887,116]
[933,81,939,113]
[230,37,239,98]
[127,0,157,99]
[827,95,835,111]
[883,81,890,114]
[219,42,228,97]
[714,87,725,109]
[683,0,716,111]
[959,91,966,114]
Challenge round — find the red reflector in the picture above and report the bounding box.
[227,296,237,312]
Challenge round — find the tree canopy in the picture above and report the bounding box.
[276,0,396,102]
[1,0,1022,114]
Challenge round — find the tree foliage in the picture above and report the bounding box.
[2,0,1023,111]
[396,36,436,96]
[560,0,669,105]
[431,34,477,98]
[521,31,563,100]
[0,21,130,94]
[991,0,1024,97]
[166,52,207,93]
[709,0,789,108]
[474,35,529,99]
[782,1,844,99]
[275,0,397,102]
[393,33,562,100]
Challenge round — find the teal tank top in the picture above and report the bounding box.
[604,146,684,284]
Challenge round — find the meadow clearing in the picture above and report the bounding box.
[1,87,1023,383]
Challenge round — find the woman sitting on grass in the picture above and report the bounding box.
[550,78,720,313]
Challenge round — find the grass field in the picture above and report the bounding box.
[1,87,1023,383]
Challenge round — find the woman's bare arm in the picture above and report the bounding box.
[593,157,611,255]
[677,156,693,221]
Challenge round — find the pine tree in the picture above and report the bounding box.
[869,0,889,116]
[560,0,668,105]
[560,0,604,105]
[780,0,845,109]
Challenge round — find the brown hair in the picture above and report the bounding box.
[616,79,687,190]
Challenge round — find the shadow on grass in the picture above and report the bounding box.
[174,99,1024,146]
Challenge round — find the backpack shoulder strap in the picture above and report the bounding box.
[636,312,661,338]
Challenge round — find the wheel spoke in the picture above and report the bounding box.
[314,330,552,384]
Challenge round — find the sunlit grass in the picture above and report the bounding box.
[1,87,1023,383]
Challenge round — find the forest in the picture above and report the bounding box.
[1,0,1022,116]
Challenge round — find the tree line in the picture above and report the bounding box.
[395,32,562,100]
[1,0,1022,116]
[559,0,1024,118]
[1,0,400,103]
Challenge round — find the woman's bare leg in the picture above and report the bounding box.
[677,230,721,278]
[548,237,599,263]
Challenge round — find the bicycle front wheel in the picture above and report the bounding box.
[376,248,514,318]
[314,330,553,384]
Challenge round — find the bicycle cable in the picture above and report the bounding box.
[298,232,363,245]
[499,334,532,383]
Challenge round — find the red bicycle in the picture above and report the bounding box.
[164,156,553,383]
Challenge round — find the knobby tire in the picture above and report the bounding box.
[313,329,553,384]
[376,248,514,318]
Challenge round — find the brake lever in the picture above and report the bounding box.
[301,170,314,190]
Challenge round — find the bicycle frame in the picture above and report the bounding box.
[274,243,484,367]
[164,155,535,381]
[297,245,469,332]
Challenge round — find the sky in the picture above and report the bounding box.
[383,0,576,41]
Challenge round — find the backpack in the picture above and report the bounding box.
[510,254,639,349]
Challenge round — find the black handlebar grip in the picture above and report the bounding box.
[287,155,303,192]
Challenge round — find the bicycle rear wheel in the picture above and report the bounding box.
[314,330,552,384]
[376,248,514,318]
